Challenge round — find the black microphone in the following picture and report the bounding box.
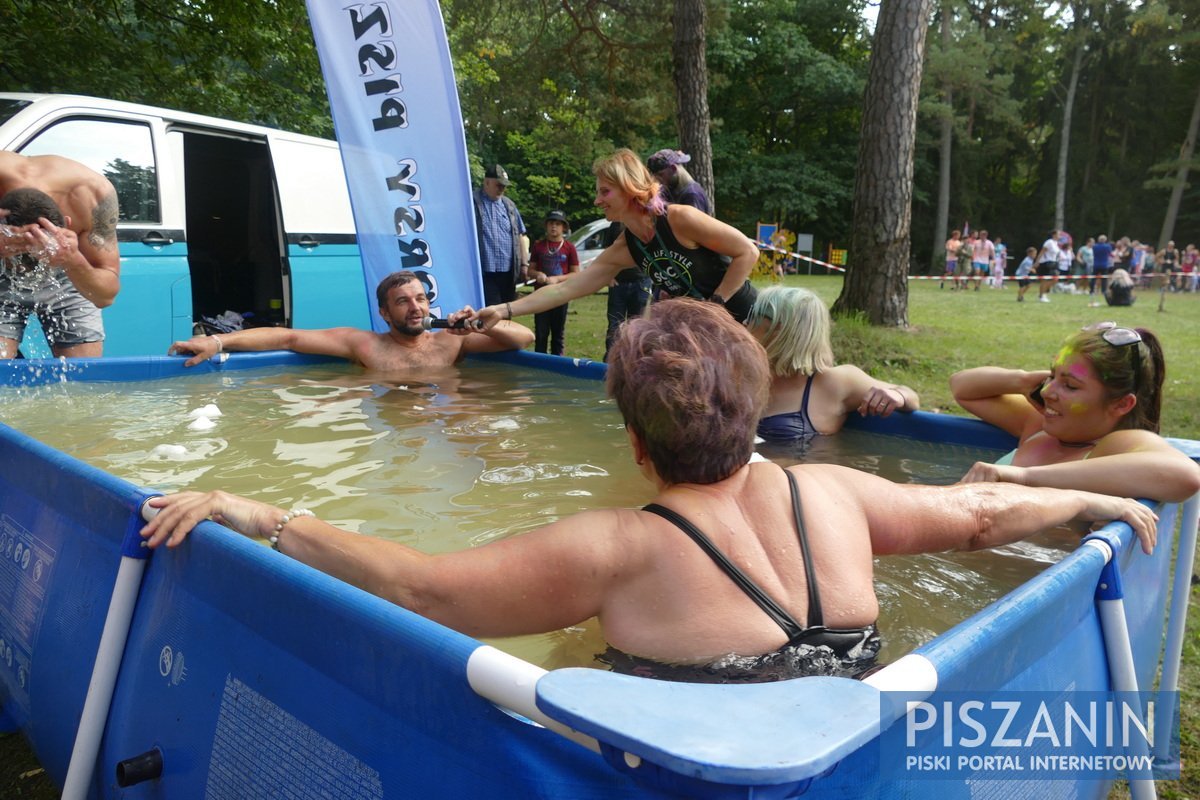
[421,316,481,330]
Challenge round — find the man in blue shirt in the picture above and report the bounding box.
[1090,235,1114,295]
[472,164,528,307]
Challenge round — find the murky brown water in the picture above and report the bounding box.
[0,362,1066,667]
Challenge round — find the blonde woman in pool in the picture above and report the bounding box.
[746,286,919,442]
[950,323,1200,502]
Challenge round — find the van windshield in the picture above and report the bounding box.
[0,99,31,127]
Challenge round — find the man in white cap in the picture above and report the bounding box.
[646,148,711,214]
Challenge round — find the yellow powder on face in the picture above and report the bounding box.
[1069,402,1088,415]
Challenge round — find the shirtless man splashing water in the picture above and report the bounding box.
[0,151,120,358]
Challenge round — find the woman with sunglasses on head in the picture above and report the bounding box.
[747,286,919,442]
[950,324,1200,502]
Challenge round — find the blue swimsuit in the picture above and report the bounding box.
[756,376,819,442]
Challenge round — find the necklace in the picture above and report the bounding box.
[1057,438,1097,449]
[631,215,656,243]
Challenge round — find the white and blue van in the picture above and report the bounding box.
[0,93,371,357]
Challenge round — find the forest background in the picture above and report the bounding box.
[0,0,1196,272]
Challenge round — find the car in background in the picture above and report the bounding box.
[568,218,616,269]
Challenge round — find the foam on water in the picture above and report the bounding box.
[187,403,223,419]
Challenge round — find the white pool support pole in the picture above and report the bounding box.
[1155,492,1199,762]
[1085,537,1156,800]
[61,502,157,800]
[466,645,600,753]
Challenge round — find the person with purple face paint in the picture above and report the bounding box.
[949,324,1200,502]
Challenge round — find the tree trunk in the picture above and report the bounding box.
[1055,22,1085,232]
[832,0,932,327]
[931,0,953,274]
[1158,81,1200,250]
[1079,89,1101,223]
[672,0,715,212]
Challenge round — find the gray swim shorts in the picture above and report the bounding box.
[0,268,105,347]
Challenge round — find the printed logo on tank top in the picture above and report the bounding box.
[638,248,701,298]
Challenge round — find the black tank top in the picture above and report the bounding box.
[623,212,757,322]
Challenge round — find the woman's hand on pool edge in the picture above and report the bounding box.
[857,385,907,418]
[1072,493,1158,555]
[141,491,280,549]
[960,461,1025,486]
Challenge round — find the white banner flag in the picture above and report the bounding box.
[306,0,481,324]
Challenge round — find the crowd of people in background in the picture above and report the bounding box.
[943,226,1197,306]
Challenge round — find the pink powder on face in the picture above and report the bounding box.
[1066,362,1091,381]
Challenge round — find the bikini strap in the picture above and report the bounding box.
[799,375,815,433]
[783,466,824,628]
[642,503,804,641]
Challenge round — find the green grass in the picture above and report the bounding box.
[553,275,1200,439]
[3,275,1197,797]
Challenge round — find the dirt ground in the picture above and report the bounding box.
[0,731,57,799]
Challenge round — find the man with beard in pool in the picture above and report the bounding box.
[167,270,533,370]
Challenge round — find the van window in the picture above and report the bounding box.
[19,118,160,223]
[0,99,31,126]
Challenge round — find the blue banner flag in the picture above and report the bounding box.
[305,0,482,324]
[878,690,1180,781]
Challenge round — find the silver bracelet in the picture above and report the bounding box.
[269,508,315,550]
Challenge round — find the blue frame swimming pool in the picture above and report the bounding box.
[0,350,1193,799]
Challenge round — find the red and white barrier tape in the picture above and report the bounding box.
[758,242,1198,282]
[756,242,846,273]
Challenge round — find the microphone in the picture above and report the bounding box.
[421,316,481,330]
